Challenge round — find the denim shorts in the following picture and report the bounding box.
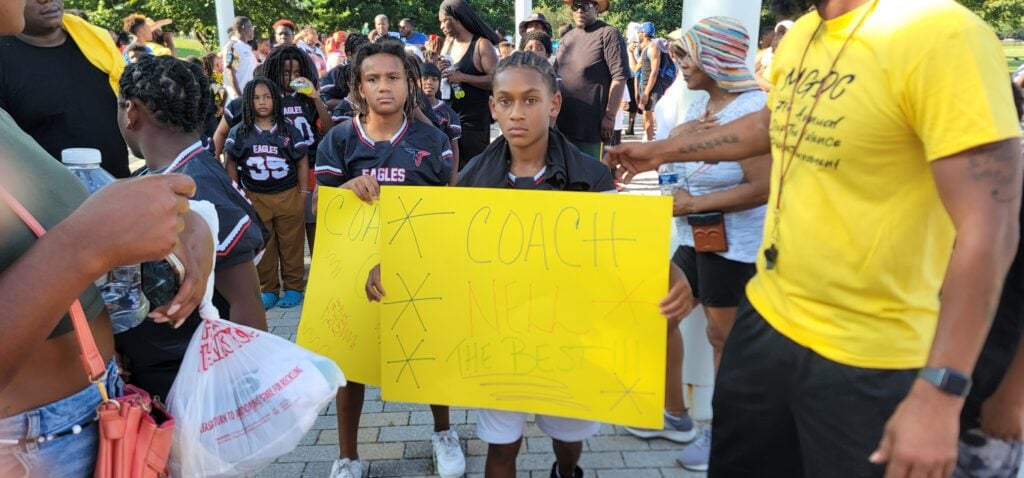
[0,359,123,477]
[954,428,1023,478]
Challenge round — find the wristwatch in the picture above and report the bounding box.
[918,367,972,397]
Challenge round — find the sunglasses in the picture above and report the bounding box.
[571,2,595,12]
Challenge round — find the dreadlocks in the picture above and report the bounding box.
[349,41,420,117]
[119,55,212,133]
[239,77,286,139]
[261,45,320,117]
[262,45,319,91]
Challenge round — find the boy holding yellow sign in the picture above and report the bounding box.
[455,51,694,478]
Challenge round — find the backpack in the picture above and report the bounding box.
[659,51,676,83]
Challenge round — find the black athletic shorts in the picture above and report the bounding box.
[672,246,755,308]
[709,298,917,477]
[643,90,663,112]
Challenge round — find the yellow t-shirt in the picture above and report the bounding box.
[145,41,173,57]
[748,0,1021,369]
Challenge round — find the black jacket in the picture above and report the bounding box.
[457,128,615,191]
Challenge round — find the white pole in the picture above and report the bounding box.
[514,0,533,48]
[215,0,236,49]
[676,0,763,421]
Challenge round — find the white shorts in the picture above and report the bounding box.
[476,409,601,445]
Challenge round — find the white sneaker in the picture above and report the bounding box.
[625,411,697,443]
[431,429,466,478]
[329,458,364,478]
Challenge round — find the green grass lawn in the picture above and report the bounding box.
[175,38,205,58]
[1006,44,1024,72]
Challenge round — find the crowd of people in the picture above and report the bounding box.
[0,0,1022,477]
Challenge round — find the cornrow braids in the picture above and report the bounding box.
[495,51,558,95]
[239,77,286,138]
[119,55,213,133]
[349,41,420,118]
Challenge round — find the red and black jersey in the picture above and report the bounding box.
[315,116,453,188]
[225,93,320,162]
[134,141,266,268]
[225,122,311,194]
[432,100,463,142]
[330,98,356,125]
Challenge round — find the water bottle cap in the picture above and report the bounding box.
[61,148,102,166]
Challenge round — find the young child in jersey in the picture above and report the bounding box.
[315,41,464,478]
[419,62,462,176]
[457,51,694,478]
[215,47,331,253]
[225,77,312,310]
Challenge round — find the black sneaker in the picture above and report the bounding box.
[549,462,583,478]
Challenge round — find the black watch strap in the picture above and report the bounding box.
[918,367,972,397]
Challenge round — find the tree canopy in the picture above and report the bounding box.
[65,0,1024,51]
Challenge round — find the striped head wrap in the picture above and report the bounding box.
[680,16,759,93]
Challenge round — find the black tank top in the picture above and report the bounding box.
[640,45,664,94]
[450,35,491,131]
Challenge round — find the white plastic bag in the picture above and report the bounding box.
[166,318,345,477]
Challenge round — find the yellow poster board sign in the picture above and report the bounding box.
[378,186,670,429]
[297,187,383,385]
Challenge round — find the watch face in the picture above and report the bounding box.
[945,372,971,396]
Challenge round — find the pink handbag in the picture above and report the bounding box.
[0,186,174,478]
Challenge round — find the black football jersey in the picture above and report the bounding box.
[225,122,310,193]
[316,116,453,188]
[225,94,319,156]
[319,64,349,104]
[431,100,462,142]
[223,97,243,128]
[134,141,265,268]
[331,98,356,126]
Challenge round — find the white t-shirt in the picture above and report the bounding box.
[674,90,767,264]
[614,87,628,132]
[223,39,256,100]
[653,76,684,141]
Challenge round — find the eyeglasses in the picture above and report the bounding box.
[570,2,594,12]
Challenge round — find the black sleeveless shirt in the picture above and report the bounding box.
[449,35,491,131]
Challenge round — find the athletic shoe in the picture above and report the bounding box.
[625,411,697,443]
[676,426,711,471]
[431,429,466,478]
[549,462,584,478]
[328,458,363,478]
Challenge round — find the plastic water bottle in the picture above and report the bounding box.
[290,78,314,96]
[440,55,453,100]
[440,77,452,100]
[658,164,679,196]
[62,148,149,334]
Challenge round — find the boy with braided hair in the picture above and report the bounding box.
[116,55,267,398]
